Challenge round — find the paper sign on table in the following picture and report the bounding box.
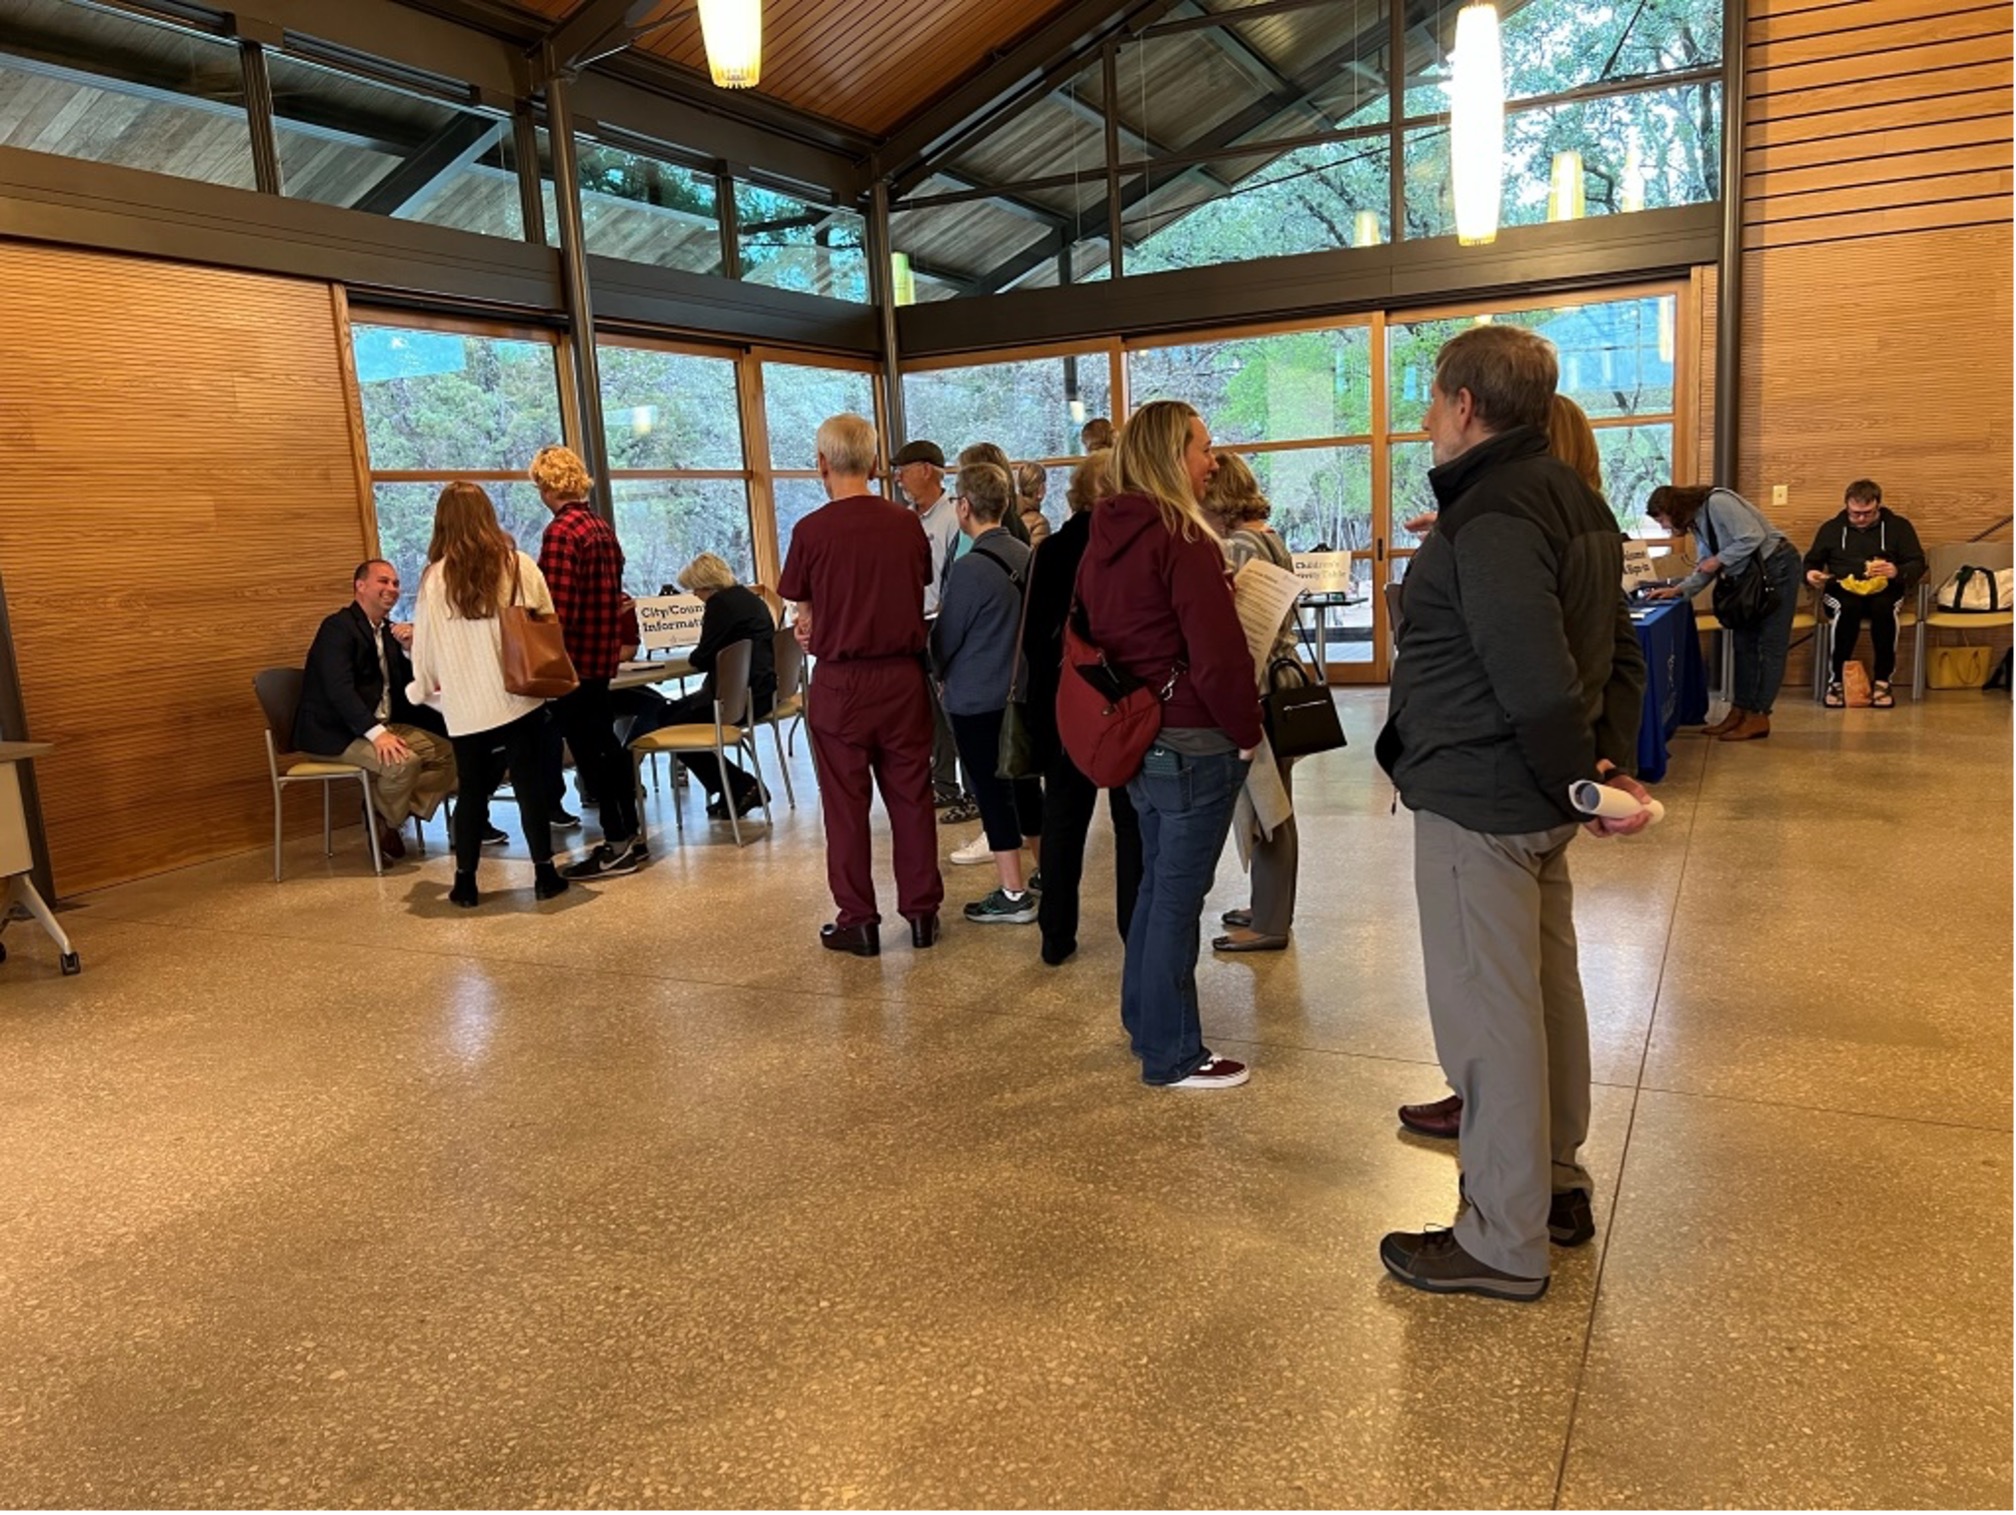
[632,595,706,650]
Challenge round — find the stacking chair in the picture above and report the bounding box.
[1913,541,2014,701]
[252,668,385,882]
[628,638,772,847]
[748,624,807,808]
[1813,588,1918,701]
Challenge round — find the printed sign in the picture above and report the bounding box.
[1292,552,1357,595]
[632,594,705,650]
[1621,539,1656,588]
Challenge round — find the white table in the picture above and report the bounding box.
[0,741,78,974]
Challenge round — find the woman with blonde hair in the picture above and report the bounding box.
[405,481,567,906]
[1011,460,1052,547]
[1078,401,1262,1089]
[1021,450,1142,964]
[1201,451,1301,952]
[657,550,776,817]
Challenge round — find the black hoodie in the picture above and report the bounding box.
[1802,507,1926,596]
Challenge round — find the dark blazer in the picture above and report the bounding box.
[294,603,439,755]
[688,584,777,718]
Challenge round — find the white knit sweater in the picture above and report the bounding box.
[405,552,554,738]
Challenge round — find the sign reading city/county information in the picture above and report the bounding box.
[632,595,706,650]
[1292,552,1357,595]
[1621,539,1656,589]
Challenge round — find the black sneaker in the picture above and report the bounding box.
[549,808,581,830]
[1549,1188,1595,1248]
[1379,1227,1549,1301]
[963,887,1038,924]
[937,799,981,825]
[561,839,646,880]
[481,824,510,847]
[1027,869,1043,893]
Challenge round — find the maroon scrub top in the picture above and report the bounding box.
[778,493,932,663]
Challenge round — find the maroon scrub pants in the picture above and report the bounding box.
[806,656,945,928]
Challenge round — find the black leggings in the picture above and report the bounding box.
[1037,739,1142,959]
[949,707,1043,852]
[450,707,554,870]
[1826,591,1902,683]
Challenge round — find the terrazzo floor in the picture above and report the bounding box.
[1,690,2009,1509]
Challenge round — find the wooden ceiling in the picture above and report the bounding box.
[503,0,1078,138]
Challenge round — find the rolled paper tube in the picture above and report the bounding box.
[1569,780,1666,826]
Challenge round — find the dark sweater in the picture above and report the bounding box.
[1076,492,1263,750]
[1376,426,1646,833]
[689,584,777,715]
[1020,510,1091,763]
[1802,507,1926,595]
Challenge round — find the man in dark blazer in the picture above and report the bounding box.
[295,559,458,860]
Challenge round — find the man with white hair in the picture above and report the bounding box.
[779,414,945,957]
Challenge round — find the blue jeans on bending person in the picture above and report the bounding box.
[1732,543,1804,715]
[1121,741,1249,1085]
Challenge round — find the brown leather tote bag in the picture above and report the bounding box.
[499,555,579,699]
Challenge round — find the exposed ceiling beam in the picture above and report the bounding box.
[1167,0,1301,101]
[1047,87,1236,195]
[534,0,666,81]
[353,113,506,215]
[964,0,1433,294]
[930,168,1073,229]
[877,0,1185,199]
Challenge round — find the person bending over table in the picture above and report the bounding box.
[638,554,776,819]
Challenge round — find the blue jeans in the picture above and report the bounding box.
[1733,543,1804,715]
[1122,743,1250,1084]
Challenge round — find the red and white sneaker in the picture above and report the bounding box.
[1162,1057,1249,1090]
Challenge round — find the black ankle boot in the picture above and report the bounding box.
[534,862,569,901]
[449,870,480,908]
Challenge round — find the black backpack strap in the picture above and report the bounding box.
[970,543,1024,588]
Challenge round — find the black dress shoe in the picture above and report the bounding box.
[819,921,880,957]
[908,912,940,949]
[1398,1093,1463,1140]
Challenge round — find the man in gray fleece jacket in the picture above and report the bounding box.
[1373,324,1651,1303]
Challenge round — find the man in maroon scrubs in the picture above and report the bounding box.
[778,413,945,957]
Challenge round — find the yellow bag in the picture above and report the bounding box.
[1929,645,1995,689]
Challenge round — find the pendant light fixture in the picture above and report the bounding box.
[1620,143,1647,214]
[1352,210,1383,248]
[698,0,762,88]
[1448,2,1504,246]
[890,251,916,307]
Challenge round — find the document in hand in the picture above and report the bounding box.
[1232,559,1304,684]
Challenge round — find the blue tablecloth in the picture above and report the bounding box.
[1633,600,1709,784]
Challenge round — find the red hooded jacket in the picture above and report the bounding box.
[1074,492,1263,750]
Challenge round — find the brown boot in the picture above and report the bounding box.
[1701,706,1746,737]
[1719,712,1771,741]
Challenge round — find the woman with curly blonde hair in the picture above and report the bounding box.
[1011,460,1052,546]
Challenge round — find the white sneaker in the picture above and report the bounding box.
[949,831,994,865]
[1161,1057,1249,1090]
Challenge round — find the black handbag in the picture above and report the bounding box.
[1699,494,1780,631]
[1261,657,1347,759]
[996,699,1032,780]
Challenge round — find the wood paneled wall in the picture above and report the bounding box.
[1689,0,2014,692]
[0,243,372,895]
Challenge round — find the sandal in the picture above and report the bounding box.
[1823,682,1845,708]
[1213,932,1290,953]
[1220,908,1253,928]
[1872,681,1895,708]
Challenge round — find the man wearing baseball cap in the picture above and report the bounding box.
[893,438,979,823]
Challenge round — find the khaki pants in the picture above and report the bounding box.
[1414,808,1593,1279]
[330,724,456,828]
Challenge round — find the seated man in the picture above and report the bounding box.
[294,559,459,859]
[1804,479,1926,708]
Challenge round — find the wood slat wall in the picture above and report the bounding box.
[0,243,372,895]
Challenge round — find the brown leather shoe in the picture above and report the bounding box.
[1398,1092,1462,1139]
[819,921,881,957]
[377,824,406,861]
[1700,706,1746,737]
[1718,713,1771,741]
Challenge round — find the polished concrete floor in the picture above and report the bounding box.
[2,691,2009,1508]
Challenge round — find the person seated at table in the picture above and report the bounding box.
[1804,479,1925,709]
[930,461,1042,925]
[294,558,459,862]
[1401,394,1605,536]
[650,553,776,819]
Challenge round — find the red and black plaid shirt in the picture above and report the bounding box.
[539,502,627,681]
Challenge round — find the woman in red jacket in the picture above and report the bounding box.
[1078,401,1264,1090]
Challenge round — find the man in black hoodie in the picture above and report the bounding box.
[1804,479,1925,707]
[1374,325,1650,1302]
